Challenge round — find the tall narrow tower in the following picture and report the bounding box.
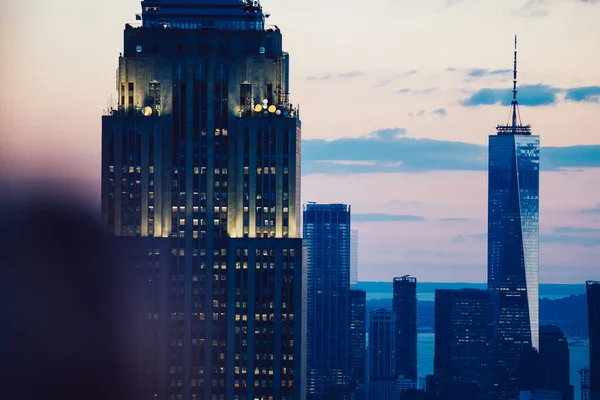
[487,36,540,399]
[100,2,305,399]
[304,203,351,399]
[392,275,418,383]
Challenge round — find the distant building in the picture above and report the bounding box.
[538,325,574,400]
[369,309,396,400]
[350,289,367,398]
[587,281,600,400]
[304,203,351,399]
[487,37,540,399]
[434,289,494,400]
[351,230,359,286]
[518,390,562,400]
[369,377,396,400]
[393,275,418,383]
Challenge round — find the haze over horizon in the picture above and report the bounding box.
[2,0,599,283]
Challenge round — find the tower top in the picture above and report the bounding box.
[139,0,266,31]
[496,35,531,136]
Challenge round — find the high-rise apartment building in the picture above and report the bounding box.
[100,2,305,399]
[351,230,359,286]
[587,281,600,400]
[434,289,494,400]
[304,203,351,398]
[369,308,396,400]
[392,275,418,383]
[349,289,367,397]
[487,37,540,399]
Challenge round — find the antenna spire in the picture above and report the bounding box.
[511,35,518,131]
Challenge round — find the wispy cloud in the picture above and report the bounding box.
[432,108,447,117]
[540,233,600,247]
[306,73,332,81]
[306,71,366,81]
[339,71,365,79]
[553,226,600,234]
[467,68,512,78]
[302,129,600,174]
[439,217,472,222]
[461,84,560,106]
[581,204,600,214]
[397,87,438,95]
[408,110,426,117]
[353,213,425,223]
[374,70,419,87]
[514,0,550,17]
[565,86,600,102]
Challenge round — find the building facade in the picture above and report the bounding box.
[538,325,573,400]
[349,289,367,397]
[487,37,540,399]
[587,281,600,400]
[304,203,351,399]
[392,275,418,383]
[100,1,305,399]
[369,308,396,400]
[434,289,494,400]
[350,230,359,287]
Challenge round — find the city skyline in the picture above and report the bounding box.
[3,0,600,283]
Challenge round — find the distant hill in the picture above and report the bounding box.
[365,294,588,338]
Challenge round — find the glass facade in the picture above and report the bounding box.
[349,289,367,393]
[369,308,396,380]
[488,132,540,399]
[304,203,351,399]
[392,276,418,383]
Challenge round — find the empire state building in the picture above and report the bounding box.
[100,1,306,399]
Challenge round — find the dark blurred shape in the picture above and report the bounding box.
[0,195,148,400]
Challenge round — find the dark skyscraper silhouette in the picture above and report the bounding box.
[538,325,574,400]
[304,203,351,399]
[100,1,305,399]
[349,289,367,398]
[487,37,540,399]
[587,281,600,400]
[434,289,494,400]
[392,275,418,383]
[369,308,396,400]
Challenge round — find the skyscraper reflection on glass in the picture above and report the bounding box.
[487,36,540,399]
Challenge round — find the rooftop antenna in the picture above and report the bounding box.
[496,35,531,136]
[511,34,518,133]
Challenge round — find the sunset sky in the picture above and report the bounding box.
[1,0,599,282]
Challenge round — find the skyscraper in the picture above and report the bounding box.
[100,1,305,399]
[487,37,540,399]
[537,325,573,400]
[369,308,396,400]
[392,275,418,383]
[304,203,351,399]
[586,281,600,400]
[351,230,359,286]
[349,289,367,398]
[434,289,494,400]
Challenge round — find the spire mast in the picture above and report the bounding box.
[511,35,518,132]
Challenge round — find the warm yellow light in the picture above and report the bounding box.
[268,105,276,113]
[142,106,153,116]
[253,104,262,112]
